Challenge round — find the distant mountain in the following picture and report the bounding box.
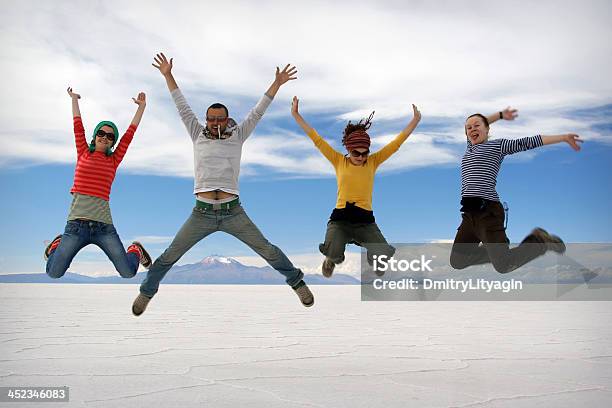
[0,256,359,285]
[0,272,99,284]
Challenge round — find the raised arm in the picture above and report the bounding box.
[291,96,315,135]
[542,134,583,151]
[370,104,421,167]
[499,133,582,156]
[265,64,297,98]
[112,92,146,166]
[152,52,178,92]
[291,96,342,166]
[153,52,203,141]
[237,64,298,142]
[487,106,518,125]
[130,92,146,127]
[398,104,422,139]
[67,87,81,117]
[68,87,88,156]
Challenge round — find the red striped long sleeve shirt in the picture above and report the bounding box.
[70,116,136,201]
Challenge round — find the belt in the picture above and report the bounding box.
[460,196,497,212]
[195,197,240,211]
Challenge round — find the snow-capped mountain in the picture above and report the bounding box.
[200,255,237,265]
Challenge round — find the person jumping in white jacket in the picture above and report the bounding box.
[132,53,313,316]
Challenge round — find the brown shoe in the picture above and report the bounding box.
[530,227,566,254]
[322,258,335,278]
[132,293,152,316]
[293,281,314,307]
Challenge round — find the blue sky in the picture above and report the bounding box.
[1,0,611,276]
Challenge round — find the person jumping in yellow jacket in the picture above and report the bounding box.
[291,96,421,277]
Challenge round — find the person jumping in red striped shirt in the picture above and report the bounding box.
[44,87,151,279]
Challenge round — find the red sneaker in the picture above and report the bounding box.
[127,241,152,268]
[44,235,62,261]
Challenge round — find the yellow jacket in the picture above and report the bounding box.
[307,129,410,211]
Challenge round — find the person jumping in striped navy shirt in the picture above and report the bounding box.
[450,108,583,273]
[44,87,152,279]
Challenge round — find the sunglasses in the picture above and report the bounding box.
[350,150,370,158]
[206,116,228,122]
[96,130,115,141]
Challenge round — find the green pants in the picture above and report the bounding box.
[319,220,395,265]
[141,204,304,296]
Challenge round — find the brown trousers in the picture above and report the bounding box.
[450,201,546,274]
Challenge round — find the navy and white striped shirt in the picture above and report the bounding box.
[461,135,543,202]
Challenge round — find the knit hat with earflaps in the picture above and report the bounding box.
[89,120,120,156]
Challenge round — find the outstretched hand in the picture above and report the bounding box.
[132,92,146,107]
[152,53,173,76]
[501,106,518,121]
[565,133,583,151]
[67,87,80,99]
[291,96,300,116]
[275,64,298,86]
[412,104,421,122]
[290,96,312,133]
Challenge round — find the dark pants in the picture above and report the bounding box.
[319,220,395,265]
[450,201,546,274]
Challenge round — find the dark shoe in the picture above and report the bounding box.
[322,258,335,278]
[530,227,566,254]
[127,241,152,268]
[132,293,152,316]
[292,281,314,307]
[374,262,386,277]
[44,234,62,261]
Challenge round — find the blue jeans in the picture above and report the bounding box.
[46,220,139,279]
[140,204,304,297]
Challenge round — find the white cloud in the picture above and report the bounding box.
[428,239,455,244]
[1,0,610,177]
[369,133,458,172]
[129,235,176,245]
